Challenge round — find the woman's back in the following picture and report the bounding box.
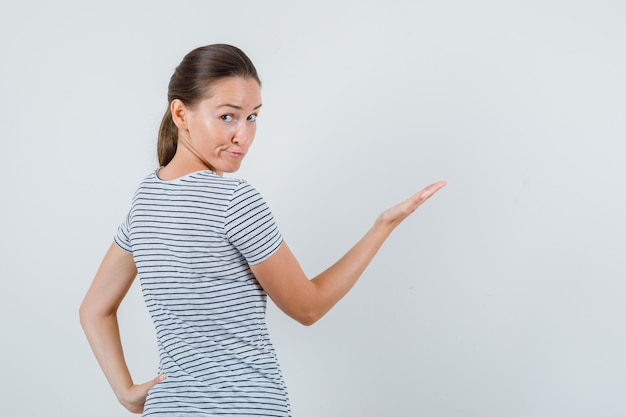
[115,169,290,416]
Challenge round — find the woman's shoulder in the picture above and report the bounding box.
[145,168,244,186]
[147,169,261,199]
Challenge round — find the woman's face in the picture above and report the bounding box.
[183,77,262,175]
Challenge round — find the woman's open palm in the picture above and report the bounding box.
[378,181,447,227]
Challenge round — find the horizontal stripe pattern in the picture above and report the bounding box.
[115,170,289,416]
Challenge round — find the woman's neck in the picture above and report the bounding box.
[158,146,221,181]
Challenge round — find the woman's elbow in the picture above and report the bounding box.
[78,298,111,330]
[78,300,94,329]
[291,307,324,326]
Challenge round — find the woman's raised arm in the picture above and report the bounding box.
[251,180,447,325]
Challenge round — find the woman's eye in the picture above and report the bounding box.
[247,114,257,122]
[220,114,234,122]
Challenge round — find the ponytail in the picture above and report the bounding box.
[158,107,178,166]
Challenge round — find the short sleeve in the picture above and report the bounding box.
[225,182,283,265]
[113,211,133,253]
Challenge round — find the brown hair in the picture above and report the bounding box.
[157,44,261,166]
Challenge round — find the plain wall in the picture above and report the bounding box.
[1,1,625,416]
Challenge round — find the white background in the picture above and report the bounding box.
[1,1,625,416]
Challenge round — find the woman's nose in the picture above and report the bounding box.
[232,122,251,145]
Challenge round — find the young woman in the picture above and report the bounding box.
[80,44,446,416]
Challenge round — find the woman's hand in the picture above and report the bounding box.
[118,374,166,414]
[377,180,447,228]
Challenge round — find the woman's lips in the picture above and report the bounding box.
[226,150,245,158]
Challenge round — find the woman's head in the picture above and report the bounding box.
[158,44,261,166]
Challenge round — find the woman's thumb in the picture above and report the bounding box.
[147,374,167,388]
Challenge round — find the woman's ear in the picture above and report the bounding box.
[171,99,188,130]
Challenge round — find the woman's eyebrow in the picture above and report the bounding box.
[218,103,263,110]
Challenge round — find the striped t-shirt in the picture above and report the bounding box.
[114,169,290,416]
